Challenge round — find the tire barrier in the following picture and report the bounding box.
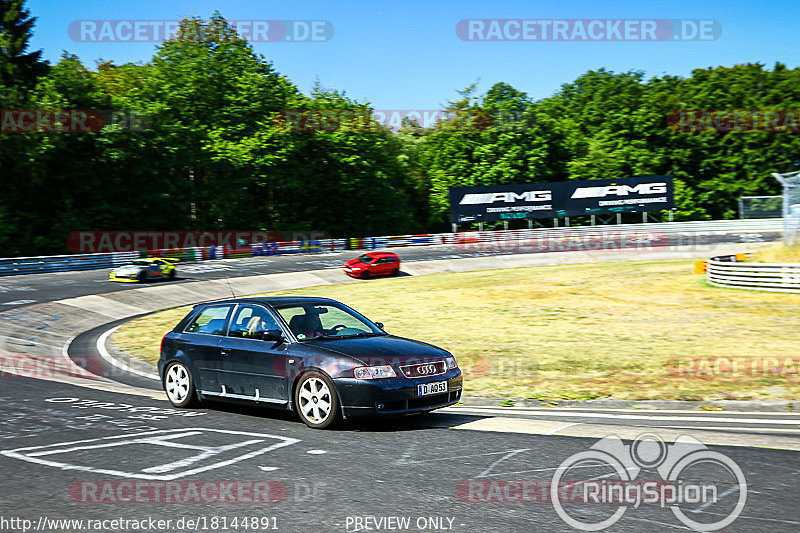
[705,254,800,293]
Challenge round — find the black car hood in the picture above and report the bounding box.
[304,335,450,366]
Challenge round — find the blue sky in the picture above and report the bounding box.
[27,0,800,110]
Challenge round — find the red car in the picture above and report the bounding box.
[343,251,400,278]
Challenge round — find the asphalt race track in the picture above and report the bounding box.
[0,221,781,309]
[1,227,799,532]
[2,380,799,532]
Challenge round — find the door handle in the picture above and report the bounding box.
[220,349,230,357]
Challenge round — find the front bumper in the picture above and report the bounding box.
[343,267,366,278]
[335,370,463,418]
[109,272,141,283]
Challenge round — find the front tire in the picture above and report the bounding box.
[294,371,340,429]
[138,271,148,283]
[163,361,199,408]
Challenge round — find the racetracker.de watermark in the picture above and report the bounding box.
[270,109,524,133]
[68,20,334,42]
[668,110,800,133]
[0,352,103,380]
[456,19,721,41]
[1,110,149,133]
[452,230,669,254]
[67,230,331,253]
[666,356,800,380]
[70,480,287,503]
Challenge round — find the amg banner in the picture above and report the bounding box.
[449,176,675,223]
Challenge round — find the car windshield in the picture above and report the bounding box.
[357,254,373,263]
[275,302,384,341]
[131,260,150,265]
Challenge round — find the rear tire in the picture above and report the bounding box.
[294,371,341,429]
[163,361,199,408]
[168,270,176,280]
[391,268,399,276]
[138,271,148,283]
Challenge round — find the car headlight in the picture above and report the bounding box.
[445,356,458,370]
[353,365,397,379]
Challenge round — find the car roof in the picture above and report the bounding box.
[195,296,339,308]
[363,251,398,257]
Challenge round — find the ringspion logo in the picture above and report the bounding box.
[551,434,746,531]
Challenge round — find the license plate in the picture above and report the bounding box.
[417,381,447,396]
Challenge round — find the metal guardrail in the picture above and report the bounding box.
[0,252,139,277]
[0,219,784,277]
[706,255,800,293]
[362,219,784,250]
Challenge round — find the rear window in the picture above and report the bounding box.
[184,305,232,336]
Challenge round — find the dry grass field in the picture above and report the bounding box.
[112,258,800,401]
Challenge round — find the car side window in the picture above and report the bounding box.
[318,307,369,332]
[184,305,232,335]
[229,305,281,339]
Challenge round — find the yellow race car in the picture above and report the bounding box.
[109,257,178,283]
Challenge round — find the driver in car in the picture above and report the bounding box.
[289,307,337,339]
[297,313,326,338]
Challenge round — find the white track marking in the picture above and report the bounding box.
[651,425,800,434]
[96,325,159,381]
[1,428,300,480]
[442,407,800,425]
[549,422,580,435]
[1,300,37,306]
[476,448,529,478]
[446,406,800,416]
[395,448,531,466]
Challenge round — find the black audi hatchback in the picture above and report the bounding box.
[158,297,463,428]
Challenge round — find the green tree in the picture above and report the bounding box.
[0,0,46,104]
[0,0,48,256]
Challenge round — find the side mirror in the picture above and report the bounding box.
[375,322,384,330]
[262,330,285,342]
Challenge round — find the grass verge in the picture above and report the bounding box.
[748,243,800,263]
[111,258,800,401]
